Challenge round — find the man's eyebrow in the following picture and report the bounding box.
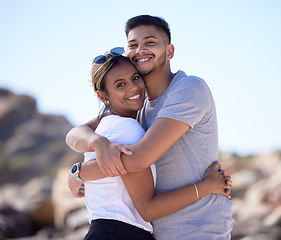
[128,35,158,43]
[144,35,157,40]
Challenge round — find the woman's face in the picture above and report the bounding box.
[102,60,145,118]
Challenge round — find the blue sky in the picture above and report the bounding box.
[1,0,281,156]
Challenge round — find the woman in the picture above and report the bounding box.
[71,48,231,240]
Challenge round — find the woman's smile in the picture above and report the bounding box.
[128,93,141,100]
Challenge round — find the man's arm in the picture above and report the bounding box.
[78,117,190,180]
[121,117,190,171]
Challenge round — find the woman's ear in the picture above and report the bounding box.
[96,91,108,104]
[167,44,175,60]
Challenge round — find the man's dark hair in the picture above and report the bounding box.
[125,15,171,43]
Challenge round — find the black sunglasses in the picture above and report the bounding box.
[93,47,125,64]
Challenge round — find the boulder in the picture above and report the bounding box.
[0,90,36,141]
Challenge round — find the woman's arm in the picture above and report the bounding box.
[65,117,100,153]
[66,116,130,176]
[121,162,231,222]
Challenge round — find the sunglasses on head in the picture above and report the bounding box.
[93,47,125,64]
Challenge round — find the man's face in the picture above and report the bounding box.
[126,25,170,78]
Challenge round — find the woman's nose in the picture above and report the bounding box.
[129,81,138,91]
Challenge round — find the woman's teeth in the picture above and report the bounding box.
[129,94,140,100]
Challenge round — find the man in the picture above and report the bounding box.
[66,15,233,239]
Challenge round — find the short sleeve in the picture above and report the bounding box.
[84,117,145,162]
[157,76,211,128]
[107,117,145,145]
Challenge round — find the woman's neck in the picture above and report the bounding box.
[108,110,137,119]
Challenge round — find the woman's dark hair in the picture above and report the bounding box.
[125,15,171,44]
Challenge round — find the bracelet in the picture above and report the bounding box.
[193,183,199,200]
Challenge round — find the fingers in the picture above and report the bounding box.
[224,178,232,199]
[221,167,232,196]
[100,166,115,177]
[226,179,232,185]
[225,179,232,190]
[68,176,85,198]
[218,162,222,172]
[120,145,133,156]
[218,168,229,178]
[210,161,219,169]
[221,179,231,199]
[211,161,232,199]
[224,191,232,199]
[77,187,85,198]
[100,159,127,177]
[117,145,131,175]
[116,163,127,175]
[97,144,128,177]
[100,162,126,177]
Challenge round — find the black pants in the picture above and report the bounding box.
[84,219,155,240]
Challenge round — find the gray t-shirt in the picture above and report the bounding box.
[137,71,233,240]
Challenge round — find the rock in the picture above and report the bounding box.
[264,205,281,227]
[220,152,243,174]
[52,166,87,229]
[244,164,281,205]
[250,151,281,176]
[0,110,73,184]
[4,113,72,157]
[0,207,36,239]
[0,91,36,141]
[268,184,281,209]
[230,169,261,198]
[0,176,54,224]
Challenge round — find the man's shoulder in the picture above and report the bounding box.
[171,71,207,90]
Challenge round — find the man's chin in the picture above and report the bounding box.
[139,69,153,78]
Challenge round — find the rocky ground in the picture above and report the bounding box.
[0,88,281,240]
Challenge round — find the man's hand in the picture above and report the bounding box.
[67,172,85,198]
[94,137,132,177]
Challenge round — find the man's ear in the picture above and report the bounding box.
[167,44,175,60]
[96,91,108,104]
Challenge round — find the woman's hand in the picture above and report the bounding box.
[67,172,85,198]
[218,163,232,195]
[204,161,232,199]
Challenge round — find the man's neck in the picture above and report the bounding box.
[144,68,175,100]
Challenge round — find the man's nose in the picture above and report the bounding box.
[135,44,147,54]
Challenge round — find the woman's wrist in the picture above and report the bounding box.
[195,179,212,198]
